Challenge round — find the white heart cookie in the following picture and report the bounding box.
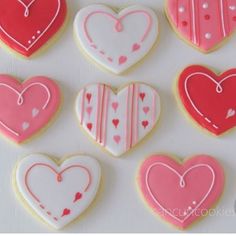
[74,5,159,74]
[15,154,101,229]
[76,83,161,156]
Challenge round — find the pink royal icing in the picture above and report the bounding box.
[0,75,61,143]
[166,0,236,52]
[138,154,224,229]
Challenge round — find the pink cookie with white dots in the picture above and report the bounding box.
[165,0,236,53]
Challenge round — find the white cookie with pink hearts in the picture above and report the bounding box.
[74,5,159,74]
[14,154,101,229]
[75,83,161,157]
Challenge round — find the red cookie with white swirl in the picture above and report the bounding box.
[177,65,236,135]
[0,0,67,57]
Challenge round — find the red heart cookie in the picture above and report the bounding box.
[166,0,236,52]
[138,154,224,229]
[0,75,61,143]
[177,65,236,135]
[0,0,67,57]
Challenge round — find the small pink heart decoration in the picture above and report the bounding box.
[0,75,61,143]
[119,56,128,65]
[166,0,236,52]
[138,154,224,229]
[132,43,141,52]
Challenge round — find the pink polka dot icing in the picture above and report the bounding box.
[166,0,236,52]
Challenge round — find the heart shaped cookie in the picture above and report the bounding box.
[15,154,101,229]
[76,83,161,156]
[0,0,67,57]
[74,5,159,74]
[0,75,61,143]
[165,0,236,52]
[138,154,224,229]
[177,65,236,135]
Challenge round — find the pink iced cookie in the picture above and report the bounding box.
[0,75,61,143]
[166,0,236,52]
[138,154,224,229]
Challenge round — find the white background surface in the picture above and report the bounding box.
[0,0,236,233]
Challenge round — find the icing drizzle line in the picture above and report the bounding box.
[0,82,51,136]
[17,0,36,17]
[145,162,215,223]
[24,163,92,222]
[83,10,153,45]
[183,72,236,130]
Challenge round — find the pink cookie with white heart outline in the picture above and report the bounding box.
[165,0,236,53]
[14,154,101,229]
[138,154,224,229]
[74,4,159,74]
[0,0,67,57]
[0,75,61,143]
[75,83,161,157]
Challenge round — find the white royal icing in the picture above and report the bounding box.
[74,5,159,74]
[15,154,101,229]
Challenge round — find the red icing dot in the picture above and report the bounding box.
[182,21,188,26]
[204,15,210,20]
[233,16,236,21]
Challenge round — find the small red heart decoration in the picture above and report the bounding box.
[61,208,71,217]
[74,192,83,203]
[87,123,93,131]
[142,120,149,129]
[139,93,146,101]
[112,119,120,128]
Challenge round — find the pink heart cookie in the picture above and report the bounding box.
[15,154,101,229]
[166,0,236,52]
[74,5,159,74]
[0,75,61,143]
[138,154,224,229]
[76,83,161,157]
